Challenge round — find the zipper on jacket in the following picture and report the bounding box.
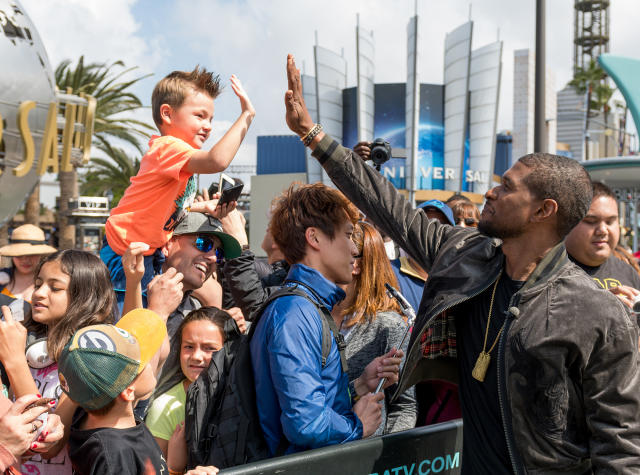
[497,300,524,475]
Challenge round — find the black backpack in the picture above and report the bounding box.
[184,283,348,469]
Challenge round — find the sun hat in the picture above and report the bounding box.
[0,224,57,257]
[417,200,456,226]
[57,309,167,410]
[173,212,242,259]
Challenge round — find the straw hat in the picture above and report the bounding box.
[0,224,57,257]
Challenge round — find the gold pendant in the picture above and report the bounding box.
[472,351,491,382]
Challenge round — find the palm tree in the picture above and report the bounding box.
[54,56,154,248]
[80,143,140,208]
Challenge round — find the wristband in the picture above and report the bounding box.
[301,123,323,146]
[168,469,184,475]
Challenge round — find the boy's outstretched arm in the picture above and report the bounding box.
[187,75,255,174]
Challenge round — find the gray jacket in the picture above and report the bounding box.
[341,311,417,435]
[312,134,640,474]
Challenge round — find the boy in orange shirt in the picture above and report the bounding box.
[101,67,255,309]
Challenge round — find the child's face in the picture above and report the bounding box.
[162,90,214,148]
[180,320,224,382]
[32,261,70,325]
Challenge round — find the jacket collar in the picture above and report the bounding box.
[516,241,569,301]
[285,263,346,311]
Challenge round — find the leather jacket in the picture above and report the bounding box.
[312,134,640,473]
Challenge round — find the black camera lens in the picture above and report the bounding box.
[370,138,391,170]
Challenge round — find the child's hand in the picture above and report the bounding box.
[225,307,247,333]
[122,242,149,283]
[167,421,188,473]
[230,74,255,118]
[191,198,236,220]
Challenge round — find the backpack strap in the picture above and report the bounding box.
[252,283,348,373]
[284,281,349,374]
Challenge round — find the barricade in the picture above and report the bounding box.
[220,419,463,475]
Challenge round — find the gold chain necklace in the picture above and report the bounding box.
[471,271,505,382]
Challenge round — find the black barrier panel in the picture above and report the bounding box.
[220,419,463,475]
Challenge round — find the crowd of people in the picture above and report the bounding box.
[0,55,638,475]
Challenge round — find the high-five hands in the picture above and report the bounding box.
[285,54,316,138]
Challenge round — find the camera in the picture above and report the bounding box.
[370,138,392,170]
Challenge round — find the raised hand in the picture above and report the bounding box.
[230,74,255,119]
[219,209,248,247]
[122,242,149,284]
[353,141,372,161]
[0,305,28,366]
[285,54,315,137]
[191,191,236,220]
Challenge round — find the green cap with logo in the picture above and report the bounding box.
[173,212,242,259]
[58,310,167,410]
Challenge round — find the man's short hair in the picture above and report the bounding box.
[269,183,359,265]
[151,66,222,128]
[518,153,593,238]
[592,181,617,201]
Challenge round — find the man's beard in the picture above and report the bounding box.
[478,217,524,240]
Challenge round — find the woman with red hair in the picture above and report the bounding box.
[332,221,417,435]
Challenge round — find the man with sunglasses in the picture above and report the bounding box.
[152,212,243,402]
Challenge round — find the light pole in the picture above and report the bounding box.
[534,0,546,153]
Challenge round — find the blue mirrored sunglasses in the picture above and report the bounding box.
[194,236,224,262]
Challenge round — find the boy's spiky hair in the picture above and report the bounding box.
[151,65,222,127]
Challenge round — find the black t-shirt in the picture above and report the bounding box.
[570,255,640,291]
[69,412,168,475]
[455,272,524,474]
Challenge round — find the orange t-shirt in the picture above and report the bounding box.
[105,135,197,255]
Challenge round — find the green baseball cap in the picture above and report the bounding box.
[57,318,163,411]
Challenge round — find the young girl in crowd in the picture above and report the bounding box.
[145,307,231,463]
[333,221,417,435]
[2,249,117,474]
[0,224,56,303]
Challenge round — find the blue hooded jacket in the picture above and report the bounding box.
[250,263,363,454]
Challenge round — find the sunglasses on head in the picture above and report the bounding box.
[194,236,225,262]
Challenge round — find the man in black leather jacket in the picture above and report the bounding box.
[282,54,640,474]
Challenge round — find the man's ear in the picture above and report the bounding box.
[304,227,322,252]
[532,198,558,223]
[162,237,176,258]
[159,103,172,127]
[120,386,135,403]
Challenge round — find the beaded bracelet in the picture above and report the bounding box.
[301,123,323,146]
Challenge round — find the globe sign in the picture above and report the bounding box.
[0,0,57,226]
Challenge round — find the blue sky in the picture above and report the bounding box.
[20,0,640,192]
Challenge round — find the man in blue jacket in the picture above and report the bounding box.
[250,183,402,455]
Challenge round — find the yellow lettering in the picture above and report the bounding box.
[36,102,59,175]
[79,93,96,164]
[60,100,77,172]
[12,100,36,177]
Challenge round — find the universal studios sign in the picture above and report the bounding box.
[0,0,95,226]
